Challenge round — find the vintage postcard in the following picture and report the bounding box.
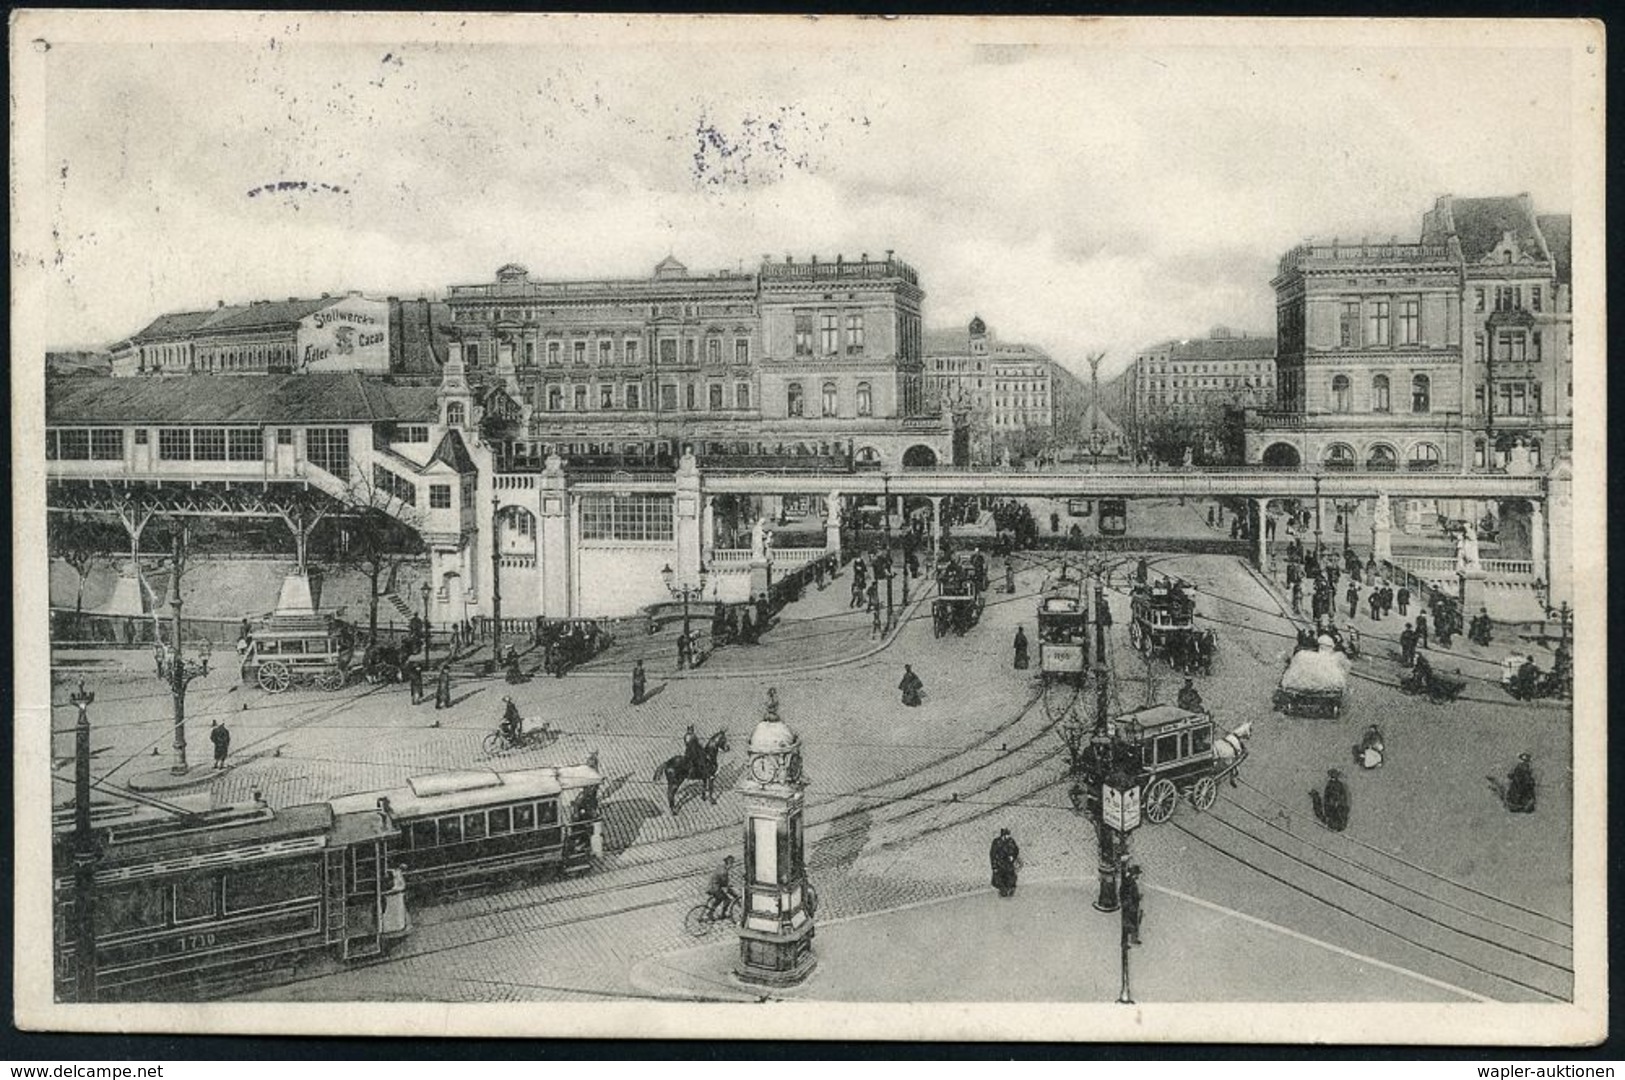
[10,12,1606,1043]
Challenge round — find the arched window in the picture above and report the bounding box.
[1408,442,1441,471]
[822,381,838,417]
[446,402,466,426]
[1371,374,1390,413]
[856,381,873,417]
[1323,443,1356,469]
[1366,443,1398,471]
[1331,374,1352,413]
[787,382,804,417]
[1411,374,1430,413]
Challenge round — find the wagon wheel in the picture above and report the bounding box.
[1190,776,1218,812]
[1127,621,1142,650]
[1143,777,1178,823]
[257,660,292,694]
[315,668,347,692]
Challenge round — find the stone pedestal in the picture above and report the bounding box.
[749,559,770,601]
[539,456,572,617]
[1458,569,1488,614]
[274,573,316,616]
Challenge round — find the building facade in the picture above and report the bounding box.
[1247,194,1571,473]
[110,294,396,378]
[924,317,1082,462]
[443,254,951,470]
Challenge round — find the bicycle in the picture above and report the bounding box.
[481,720,557,756]
[683,894,742,937]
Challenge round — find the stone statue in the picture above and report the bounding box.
[751,517,769,560]
[1457,522,1482,572]
[1183,446,1194,468]
[1372,493,1393,531]
[825,491,842,526]
[764,686,781,723]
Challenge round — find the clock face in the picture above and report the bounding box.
[751,755,777,783]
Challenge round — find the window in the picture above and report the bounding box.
[224,861,321,914]
[685,384,696,411]
[1475,384,1486,414]
[438,816,463,845]
[1533,382,1543,413]
[1371,375,1390,412]
[794,312,814,355]
[573,341,586,365]
[430,484,452,509]
[626,383,640,410]
[227,429,260,461]
[173,876,219,923]
[707,338,721,365]
[394,425,429,443]
[101,883,167,934]
[1495,285,1521,312]
[156,428,190,461]
[820,313,839,355]
[489,807,512,834]
[466,344,479,366]
[600,385,614,409]
[1407,442,1441,471]
[1366,444,1398,471]
[547,341,561,366]
[709,383,724,410]
[1475,333,1485,363]
[821,381,838,417]
[463,812,487,841]
[660,384,678,411]
[91,429,124,460]
[579,493,675,541]
[1531,285,1542,312]
[1410,374,1430,413]
[1474,287,1486,312]
[598,340,612,366]
[659,339,677,365]
[736,383,750,410]
[1397,298,1420,344]
[547,386,562,411]
[373,465,417,505]
[1366,300,1390,345]
[1532,331,1542,360]
[1474,439,1487,468]
[1530,439,1542,468]
[846,313,865,355]
[574,386,587,411]
[513,803,535,831]
[857,381,872,417]
[787,382,804,417]
[1331,374,1352,413]
[446,402,466,426]
[1324,443,1356,469]
[735,338,749,365]
[625,340,638,366]
[1339,301,1360,347]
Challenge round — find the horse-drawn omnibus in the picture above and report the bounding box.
[1085,704,1249,826]
[933,558,985,638]
[1036,592,1089,682]
[331,764,604,893]
[1128,579,1213,674]
[53,799,409,1002]
[240,613,359,694]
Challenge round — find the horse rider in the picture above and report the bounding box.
[705,855,740,921]
[683,725,704,774]
[1177,677,1204,713]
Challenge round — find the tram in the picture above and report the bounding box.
[1036,592,1089,682]
[332,764,603,892]
[1098,497,1127,536]
[52,799,409,1002]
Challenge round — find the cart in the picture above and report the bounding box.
[1273,646,1349,718]
[1086,705,1249,825]
[240,613,358,694]
[932,560,984,638]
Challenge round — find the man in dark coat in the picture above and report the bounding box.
[1291,580,1303,614]
[631,659,646,705]
[1120,863,1144,944]
[1346,581,1360,619]
[1400,623,1417,667]
[1491,753,1537,813]
[899,664,924,707]
[1310,768,1350,832]
[1397,585,1411,616]
[1177,678,1204,713]
[1013,626,1030,670]
[990,828,1021,897]
[1414,612,1429,650]
[209,721,231,769]
[407,660,425,704]
[434,662,453,709]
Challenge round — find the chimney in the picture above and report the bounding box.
[321,292,331,299]
[217,300,225,308]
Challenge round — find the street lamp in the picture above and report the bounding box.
[1101,766,1142,1005]
[420,580,433,659]
[661,561,710,667]
[490,495,504,673]
[69,680,99,1001]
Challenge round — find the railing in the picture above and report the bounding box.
[1392,555,1537,578]
[498,554,537,570]
[494,474,539,490]
[760,258,918,286]
[1282,240,1454,274]
[1485,559,1535,576]
[768,548,826,568]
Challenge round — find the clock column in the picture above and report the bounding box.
[735,687,817,987]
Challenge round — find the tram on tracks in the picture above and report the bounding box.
[52,799,409,1002]
[1036,592,1089,683]
[1098,497,1128,536]
[1082,705,1249,825]
[331,764,603,893]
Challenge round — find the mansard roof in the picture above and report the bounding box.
[46,373,439,426]
[1434,196,1548,265]
[1537,214,1571,285]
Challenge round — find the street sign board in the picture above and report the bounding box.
[1102,779,1141,833]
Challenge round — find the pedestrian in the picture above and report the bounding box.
[1266,515,1276,541]
[850,575,864,609]
[1369,589,1381,622]
[1490,753,1537,814]
[1121,864,1144,944]
[1309,768,1350,832]
[1346,581,1359,619]
[739,607,755,645]
[676,630,691,671]
[1013,626,1030,670]
[1400,623,1417,667]
[1004,560,1016,594]
[899,664,924,707]
[1414,612,1429,651]
[990,828,1021,897]
[154,642,166,677]
[866,580,880,614]
[1435,609,1453,648]
[449,621,463,652]
[505,646,524,684]
[209,720,231,770]
[1177,677,1204,712]
[1397,585,1410,616]
[1356,725,1386,770]
[434,662,453,709]
[631,659,646,705]
[1207,506,1216,527]
[408,660,425,704]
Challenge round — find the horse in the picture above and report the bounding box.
[654,728,731,815]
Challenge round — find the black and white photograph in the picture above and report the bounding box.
[10,12,1606,1044]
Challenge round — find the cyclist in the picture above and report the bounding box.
[705,855,740,922]
[500,696,524,745]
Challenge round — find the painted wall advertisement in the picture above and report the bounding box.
[297,295,390,373]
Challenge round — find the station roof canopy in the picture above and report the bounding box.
[46,373,440,426]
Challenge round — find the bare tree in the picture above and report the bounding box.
[329,475,426,640]
[48,511,120,635]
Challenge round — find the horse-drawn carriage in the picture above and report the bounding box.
[1083,705,1249,825]
[933,559,985,638]
[240,613,360,694]
[1128,580,1213,673]
[1273,640,1349,718]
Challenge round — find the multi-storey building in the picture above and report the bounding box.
[1127,329,1276,416]
[1247,193,1570,473]
[924,317,1080,461]
[444,253,950,469]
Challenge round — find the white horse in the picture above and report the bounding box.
[1214,721,1252,767]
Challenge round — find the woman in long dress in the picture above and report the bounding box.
[1013,627,1030,670]
[989,829,1020,897]
[899,664,924,707]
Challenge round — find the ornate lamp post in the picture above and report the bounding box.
[490,495,504,673]
[661,561,710,662]
[420,581,433,659]
[1101,765,1142,1005]
[736,688,816,986]
[162,534,211,776]
[69,681,100,1001]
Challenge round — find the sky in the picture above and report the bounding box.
[30,17,1581,381]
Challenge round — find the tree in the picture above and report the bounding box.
[329,476,426,640]
[48,511,121,635]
